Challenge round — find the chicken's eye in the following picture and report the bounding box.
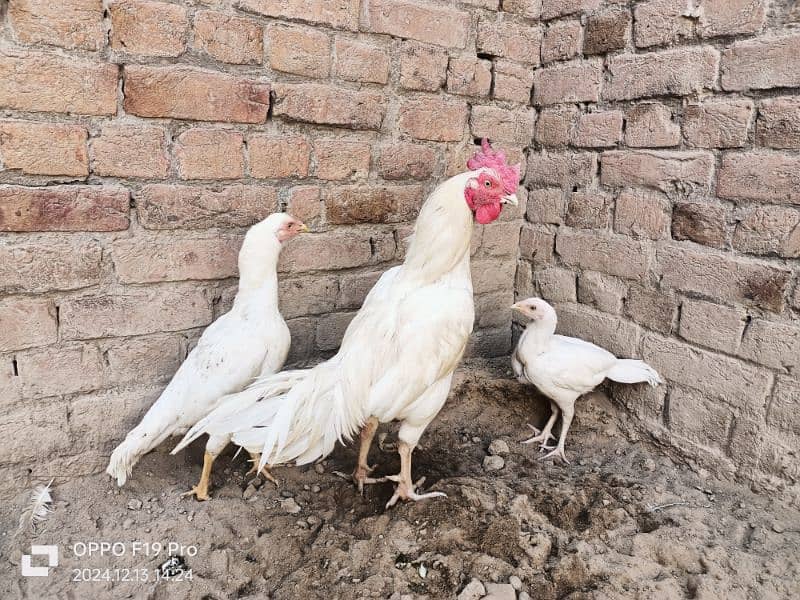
[484,180,492,188]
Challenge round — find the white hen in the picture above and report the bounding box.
[106,212,307,497]
[511,298,662,463]
[175,141,521,507]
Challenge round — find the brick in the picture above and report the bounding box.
[535,107,578,147]
[478,19,542,65]
[399,96,468,142]
[624,103,680,148]
[378,142,436,181]
[101,334,183,388]
[614,190,669,240]
[479,221,521,256]
[249,135,310,179]
[287,186,322,226]
[668,387,733,449]
[0,52,117,116]
[0,239,104,293]
[717,152,800,204]
[534,267,577,303]
[624,286,677,334]
[284,317,316,364]
[471,257,517,295]
[110,0,188,57]
[656,244,790,312]
[757,97,800,149]
[124,66,269,123]
[279,230,395,272]
[519,227,554,266]
[555,303,641,357]
[683,99,753,149]
[565,190,611,229]
[672,202,726,249]
[601,150,714,193]
[502,0,542,18]
[91,124,169,179]
[769,376,800,435]
[235,0,359,30]
[679,298,746,354]
[541,0,600,20]
[316,311,357,351]
[334,39,389,84]
[176,129,245,180]
[533,59,602,105]
[447,57,492,97]
[60,287,213,340]
[697,0,766,38]
[720,34,800,91]
[325,185,424,224]
[526,188,565,224]
[556,231,647,280]
[279,276,339,319]
[526,151,595,188]
[0,121,88,176]
[399,42,447,91]
[0,185,129,232]
[642,333,772,406]
[733,206,800,258]
[577,271,626,314]
[267,24,330,78]
[112,234,240,284]
[363,0,470,48]
[2,385,74,448]
[494,59,533,104]
[192,10,263,65]
[604,47,719,101]
[470,105,536,145]
[337,270,383,309]
[572,111,623,148]
[314,140,370,181]
[739,319,800,371]
[475,290,515,329]
[0,298,57,352]
[467,326,513,358]
[8,0,104,51]
[584,9,630,54]
[137,184,277,230]
[633,0,694,48]
[273,84,386,130]
[541,20,582,64]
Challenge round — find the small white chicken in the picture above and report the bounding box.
[106,212,307,499]
[511,298,662,463]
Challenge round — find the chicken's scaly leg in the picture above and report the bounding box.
[334,417,384,493]
[539,400,574,464]
[245,452,279,486]
[521,400,559,448]
[385,441,447,508]
[181,451,216,501]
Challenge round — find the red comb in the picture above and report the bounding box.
[467,138,521,195]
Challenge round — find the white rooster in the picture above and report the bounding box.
[511,297,662,463]
[106,212,307,499]
[174,140,520,507]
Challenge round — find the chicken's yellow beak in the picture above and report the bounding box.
[298,223,310,233]
[501,194,518,206]
[510,302,523,311]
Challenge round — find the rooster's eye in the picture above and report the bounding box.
[484,180,492,188]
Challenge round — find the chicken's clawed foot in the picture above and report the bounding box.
[181,485,210,502]
[521,423,556,445]
[334,464,386,495]
[539,445,570,464]
[384,475,447,509]
[245,454,280,486]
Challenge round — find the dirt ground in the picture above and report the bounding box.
[1,360,798,600]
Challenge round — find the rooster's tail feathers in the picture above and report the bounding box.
[106,425,168,486]
[606,359,662,387]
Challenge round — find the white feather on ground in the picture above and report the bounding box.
[511,298,662,463]
[105,213,302,488]
[18,478,54,534]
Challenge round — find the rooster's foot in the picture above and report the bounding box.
[521,423,556,445]
[181,486,210,502]
[334,465,386,494]
[384,475,447,509]
[245,453,280,486]
[539,446,570,464]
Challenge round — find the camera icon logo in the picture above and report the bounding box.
[21,545,58,577]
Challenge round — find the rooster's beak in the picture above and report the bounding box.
[501,194,518,206]
[510,302,523,311]
[298,223,310,233]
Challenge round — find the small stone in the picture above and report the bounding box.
[772,523,785,533]
[483,455,505,472]
[303,484,310,491]
[314,463,325,474]
[307,515,320,526]
[484,582,517,600]
[242,484,258,500]
[187,512,194,522]
[248,477,263,489]
[122,518,134,529]
[281,498,302,514]
[280,490,294,498]
[488,439,510,456]
[509,575,523,590]
[311,485,321,493]
[472,436,482,443]
[457,578,485,600]
[296,519,308,529]
[127,499,142,510]
[642,458,656,472]
[739,502,746,509]
[519,593,531,600]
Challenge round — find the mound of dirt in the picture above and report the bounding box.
[2,360,798,599]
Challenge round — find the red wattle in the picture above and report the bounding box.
[475,202,502,224]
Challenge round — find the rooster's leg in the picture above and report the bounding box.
[181,451,216,501]
[539,402,574,464]
[245,452,279,486]
[385,441,447,508]
[522,400,559,448]
[334,417,383,493]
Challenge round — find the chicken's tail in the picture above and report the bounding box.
[606,359,662,387]
[106,420,174,487]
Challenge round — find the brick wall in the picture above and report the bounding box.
[0,0,526,495]
[515,0,800,492]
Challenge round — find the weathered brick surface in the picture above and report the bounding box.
[314,140,371,181]
[274,84,385,130]
[625,103,680,148]
[400,96,468,142]
[534,267,577,303]
[267,24,330,78]
[557,232,647,280]
[577,271,626,314]
[478,19,542,64]
[110,0,189,57]
[192,10,263,65]
[671,202,727,248]
[565,191,611,229]
[0,240,104,293]
[325,185,425,224]
[572,111,623,148]
[0,297,57,352]
[533,59,602,105]
[756,97,800,149]
[535,107,578,147]
[378,142,436,181]
[601,150,714,193]
[526,151,596,188]
[0,121,88,176]
[556,303,641,357]
[364,0,470,48]
[769,377,800,435]
[541,0,600,20]
[399,42,447,91]
[9,0,104,51]
[739,319,800,370]
[624,286,677,334]
[732,206,800,258]
[584,8,630,54]
[633,0,694,48]
[279,230,395,272]
[471,105,536,145]
[720,34,800,91]
[527,189,566,225]
[541,20,582,64]
[679,299,746,355]
[447,57,492,98]
[697,0,767,39]
[175,129,245,180]
[717,152,800,204]
[91,124,170,179]
[124,65,270,123]
[236,0,360,30]
[0,186,129,232]
[683,99,753,149]
[613,189,670,240]
[249,135,310,179]
[334,39,390,84]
